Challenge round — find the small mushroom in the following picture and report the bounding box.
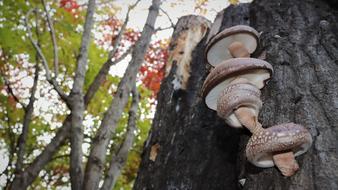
[246,123,313,176]
[217,83,262,128]
[202,58,273,110]
[206,25,260,66]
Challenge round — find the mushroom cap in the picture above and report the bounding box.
[217,83,262,128]
[206,25,259,66]
[246,123,313,168]
[202,58,273,110]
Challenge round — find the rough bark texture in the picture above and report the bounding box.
[134,15,239,190]
[134,0,338,190]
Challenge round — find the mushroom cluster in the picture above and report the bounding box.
[202,25,312,176]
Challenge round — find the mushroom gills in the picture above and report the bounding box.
[248,144,311,169]
[207,33,257,66]
[205,69,270,110]
[250,153,274,168]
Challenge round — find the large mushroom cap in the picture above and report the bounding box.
[217,83,262,128]
[246,123,313,168]
[202,58,273,110]
[206,25,259,66]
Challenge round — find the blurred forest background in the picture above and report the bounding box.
[0,0,245,189]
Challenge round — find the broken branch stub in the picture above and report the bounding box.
[164,15,211,90]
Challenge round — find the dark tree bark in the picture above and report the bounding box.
[134,0,338,190]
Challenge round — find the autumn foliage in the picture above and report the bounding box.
[60,0,80,14]
[60,0,168,97]
[141,40,169,96]
[94,15,169,97]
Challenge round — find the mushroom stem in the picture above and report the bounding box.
[228,41,250,58]
[272,151,299,176]
[234,107,263,134]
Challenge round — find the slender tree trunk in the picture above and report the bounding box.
[68,0,96,189]
[83,1,161,189]
[100,85,139,190]
[15,63,39,173]
[134,0,338,189]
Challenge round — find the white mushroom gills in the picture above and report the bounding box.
[207,33,258,66]
[205,69,270,110]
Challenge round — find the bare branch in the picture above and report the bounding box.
[7,40,133,190]
[160,7,175,28]
[108,0,140,59]
[25,8,68,102]
[10,116,71,189]
[50,154,70,162]
[83,0,140,105]
[101,85,139,190]
[84,45,133,105]
[41,0,59,77]
[25,9,49,78]
[15,61,40,173]
[155,25,174,32]
[3,77,26,109]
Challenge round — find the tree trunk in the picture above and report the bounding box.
[134,0,338,190]
[100,85,139,190]
[83,1,161,189]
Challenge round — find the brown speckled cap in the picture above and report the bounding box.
[217,83,262,128]
[246,123,313,168]
[202,58,273,110]
[206,25,260,66]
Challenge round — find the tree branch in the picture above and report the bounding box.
[100,85,139,190]
[10,116,71,189]
[25,8,68,102]
[108,0,140,60]
[68,0,96,189]
[84,0,140,105]
[160,7,175,28]
[84,45,133,105]
[15,61,40,174]
[3,77,26,109]
[8,32,132,190]
[83,0,161,189]
[155,25,173,32]
[41,0,59,77]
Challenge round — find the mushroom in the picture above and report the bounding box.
[246,123,313,176]
[217,83,262,128]
[206,25,260,66]
[202,58,273,110]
